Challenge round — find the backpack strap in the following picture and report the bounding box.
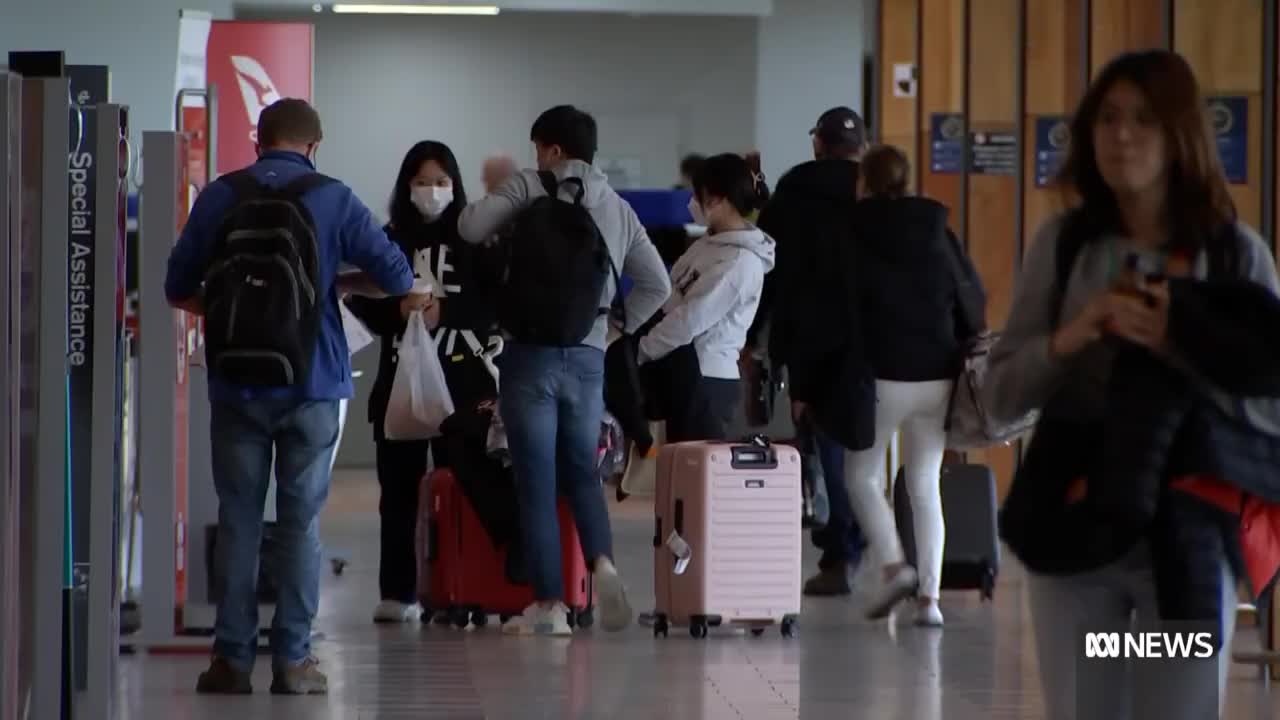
[220,168,267,199]
[537,170,587,205]
[279,172,338,200]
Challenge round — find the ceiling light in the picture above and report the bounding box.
[331,4,500,14]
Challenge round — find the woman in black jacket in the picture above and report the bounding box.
[829,144,985,628]
[345,141,502,624]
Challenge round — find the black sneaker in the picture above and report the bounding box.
[271,656,328,695]
[803,568,852,597]
[195,657,253,695]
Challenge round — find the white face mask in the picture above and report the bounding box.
[687,196,708,226]
[412,185,453,220]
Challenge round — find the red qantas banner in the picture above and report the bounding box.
[206,21,314,176]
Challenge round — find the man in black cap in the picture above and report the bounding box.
[746,106,868,596]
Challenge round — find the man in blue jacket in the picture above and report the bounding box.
[165,99,414,695]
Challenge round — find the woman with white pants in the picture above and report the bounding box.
[835,146,986,627]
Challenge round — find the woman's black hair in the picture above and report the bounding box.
[388,140,468,233]
[692,153,765,218]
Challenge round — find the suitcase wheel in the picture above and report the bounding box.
[653,614,669,638]
[781,616,798,639]
[750,628,766,637]
[499,613,513,624]
[420,608,434,624]
[573,608,595,630]
[980,568,996,601]
[330,557,348,576]
[470,611,489,629]
[450,608,470,629]
[689,617,709,639]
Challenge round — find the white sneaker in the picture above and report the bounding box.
[373,600,422,624]
[593,558,634,632]
[865,565,918,620]
[915,601,944,628]
[501,602,573,636]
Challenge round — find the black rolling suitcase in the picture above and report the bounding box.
[893,463,999,599]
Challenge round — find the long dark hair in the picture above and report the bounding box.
[1055,49,1235,256]
[388,140,468,234]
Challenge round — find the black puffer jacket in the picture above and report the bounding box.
[345,220,503,441]
[750,158,861,402]
[851,196,984,382]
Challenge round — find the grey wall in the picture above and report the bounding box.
[0,0,233,143]
[755,0,869,186]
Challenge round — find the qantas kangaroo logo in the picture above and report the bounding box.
[229,55,282,143]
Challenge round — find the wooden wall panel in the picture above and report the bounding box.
[919,0,964,230]
[879,0,920,192]
[1091,0,1167,74]
[1175,0,1264,228]
[964,0,1020,495]
[1023,0,1086,248]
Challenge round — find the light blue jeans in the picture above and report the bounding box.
[497,344,614,602]
[210,397,340,671]
[1026,541,1237,720]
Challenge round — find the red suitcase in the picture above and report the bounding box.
[415,468,594,629]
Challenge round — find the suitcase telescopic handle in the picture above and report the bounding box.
[730,445,778,469]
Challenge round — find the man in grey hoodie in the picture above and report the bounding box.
[458,105,671,636]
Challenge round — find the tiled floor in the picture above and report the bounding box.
[118,470,1279,719]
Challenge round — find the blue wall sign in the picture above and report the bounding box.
[1033,116,1070,188]
[1207,96,1247,184]
[930,113,964,174]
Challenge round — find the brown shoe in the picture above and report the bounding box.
[803,567,852,597]
[195,657,253,695]
[270,656,328,695]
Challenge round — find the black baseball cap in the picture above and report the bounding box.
[810,106,866,149]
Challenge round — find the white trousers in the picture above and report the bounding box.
[844,379,952,598]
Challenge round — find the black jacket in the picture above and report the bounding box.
[850,196,984,382]
[751,158,861,402]
[345,220,503,441]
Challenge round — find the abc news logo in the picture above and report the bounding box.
[1084,632,1215,660]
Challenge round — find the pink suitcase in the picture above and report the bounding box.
[652,438,802,638]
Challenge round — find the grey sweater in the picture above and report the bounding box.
[984,215,1280,430]
[457,159,671,350]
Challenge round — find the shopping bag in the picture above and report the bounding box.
[383,312,455,440]
[340,301,375,356]
[619,421,665,498]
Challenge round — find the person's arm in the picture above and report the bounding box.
[343,295,406,337]
[337,187,414,296]
[946,228,988,339]
[617,209,672,333]
[746,195,787,350]
[638,264,740,364]
[165,182,233,309]
[982,219,1074,421]
[457,171,534,245]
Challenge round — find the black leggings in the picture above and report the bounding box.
[375,439,433,604]
[665,377,741,443]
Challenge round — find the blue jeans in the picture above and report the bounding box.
[210,397,340,671]
[811,432,867,570]
[498,345,614,601]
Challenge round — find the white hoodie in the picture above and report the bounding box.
[639,227,776,379]
[457,159,671,350]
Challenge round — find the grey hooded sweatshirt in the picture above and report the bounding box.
[457,159,671,350]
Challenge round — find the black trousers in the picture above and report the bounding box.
[375,439,433,604]
[665,377,741,443]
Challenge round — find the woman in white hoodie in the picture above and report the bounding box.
[639,153,776,441]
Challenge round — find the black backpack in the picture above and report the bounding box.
[203,170,335,386]
[498,172,611,346]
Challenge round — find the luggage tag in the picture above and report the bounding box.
[665,529,692,575]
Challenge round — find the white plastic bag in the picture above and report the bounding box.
[383,312,454,440]
[619,421,665,498]
[340,301,375,356]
